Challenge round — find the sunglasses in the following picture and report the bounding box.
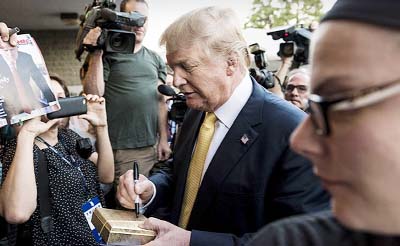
[306,78,400,136]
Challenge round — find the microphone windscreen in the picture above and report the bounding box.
[158,84,176,96]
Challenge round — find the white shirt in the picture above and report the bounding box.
[201,73,253,180]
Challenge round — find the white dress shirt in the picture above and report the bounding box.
[201,73,253,180]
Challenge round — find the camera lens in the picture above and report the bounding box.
[109,33,129,52]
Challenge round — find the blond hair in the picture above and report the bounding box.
[160,6,250,69]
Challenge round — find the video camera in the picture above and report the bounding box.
[75,0,147,61]
[267,25,312,69]
[248,43,275,89]
[158,84,187,125]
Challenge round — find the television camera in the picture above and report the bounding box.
[158,84,187,149]
[267,25,312,69]
[248,43,275,89]
[75,0,147,61]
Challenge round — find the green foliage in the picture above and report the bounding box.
[245,0,323,29]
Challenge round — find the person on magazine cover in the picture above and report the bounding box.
[0,47,56,124]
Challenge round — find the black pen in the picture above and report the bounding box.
[133,161,140,218]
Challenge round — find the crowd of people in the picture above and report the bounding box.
[1,0,400,245]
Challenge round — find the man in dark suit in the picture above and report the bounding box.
[116,6,329,246]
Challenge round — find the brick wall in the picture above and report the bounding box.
[26,29,86,95]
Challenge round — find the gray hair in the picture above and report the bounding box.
[159,6,250,69]
[287,66,311,81]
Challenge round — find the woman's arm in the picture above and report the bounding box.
[1,118,58,223]
[80,94,114,183]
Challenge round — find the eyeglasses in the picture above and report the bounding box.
[306,78,400,136]
[285,84,308,93]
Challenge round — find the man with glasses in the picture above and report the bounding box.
[284,68,310,111]
[248,0,400,245]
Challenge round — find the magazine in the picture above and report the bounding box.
[0,34,60,127]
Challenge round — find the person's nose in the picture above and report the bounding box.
[173,70,186,88]
[290,117,324,160]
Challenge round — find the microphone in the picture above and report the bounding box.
[158,84,177,97]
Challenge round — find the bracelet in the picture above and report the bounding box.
[140,181,157,213]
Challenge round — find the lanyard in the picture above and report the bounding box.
[35,136,90,198]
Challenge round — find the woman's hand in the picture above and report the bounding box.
[0,22,17,48]
[19,117,59,138]
[78,94,107,128]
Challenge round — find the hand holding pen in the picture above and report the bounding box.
[116,166,155,211]
[133,161,142,218]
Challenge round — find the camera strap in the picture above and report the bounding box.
[35,136,90,199]
[36,149,54,234]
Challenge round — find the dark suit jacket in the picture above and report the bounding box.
[147,79,330,246]
[248,211,400,246]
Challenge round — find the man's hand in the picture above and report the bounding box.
[83,27,102,46]
[157,139,172,161]
[78,94,107,127]
[0,22,17,48]
[140,218,191,246]
[116,171,154,209]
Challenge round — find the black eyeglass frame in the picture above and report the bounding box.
[306,78,400,136]
[284,84,308,93]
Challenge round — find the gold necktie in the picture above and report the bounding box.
[179,112,217,229]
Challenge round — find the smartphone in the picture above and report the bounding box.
[47,96,87,120]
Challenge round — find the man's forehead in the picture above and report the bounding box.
[166,45,203,65]
[127,1,149,16]
[288,73,309,85]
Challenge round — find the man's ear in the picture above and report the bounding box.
[226,55,238,76]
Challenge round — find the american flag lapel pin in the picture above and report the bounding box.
[240,134,249,145]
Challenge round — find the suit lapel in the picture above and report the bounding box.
[188,80,266,228]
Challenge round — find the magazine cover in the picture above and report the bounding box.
[0,34,60,127]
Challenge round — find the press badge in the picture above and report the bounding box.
[82,196,103,243]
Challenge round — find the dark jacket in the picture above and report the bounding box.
[148,79,330,246]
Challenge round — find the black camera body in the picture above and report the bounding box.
[248,43,275,89]
[267,25,311,68]
[168,95,187,124]
[76,138,94,159]
[75,0,146,60]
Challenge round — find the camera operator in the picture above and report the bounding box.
[82,0,171,183]
[268,55,293,98]
[248,43,294,98]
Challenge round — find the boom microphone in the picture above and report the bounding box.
[158,84,177,97]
